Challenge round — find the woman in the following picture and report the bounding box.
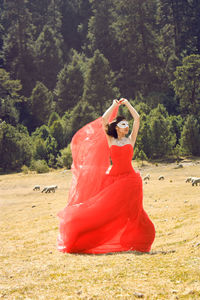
[57,98,155,254]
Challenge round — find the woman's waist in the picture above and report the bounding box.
[109,165,135,176]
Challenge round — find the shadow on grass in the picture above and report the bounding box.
[70,249,176,256]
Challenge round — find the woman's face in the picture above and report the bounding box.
[116,119,129,136]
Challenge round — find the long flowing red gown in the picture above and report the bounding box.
[57,107,155,254]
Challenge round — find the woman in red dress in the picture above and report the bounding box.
[57,98,155,254]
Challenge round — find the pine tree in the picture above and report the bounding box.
[87,0,120,70]
[26,0,49,38]
[0,121,32,172]
[172,54,200,117]
[50,120,64,150]
[111,0,161,97]
[148,105,176,158]
[34,25,63,90]
[33,138,48,161]
[157,0,200,58]
[55,51,85,114]
[138,150,148,166]
[180,115,200,156]
[0,68,22,125]
[77,0,92,49]
[68,100,98,140]
[32,125,50,140]
[48,112,60,127]
[83,50,119,115]
[29,81,54,130]
[2,0,36,96]
[136,116,151,159]
[60,0,86,53]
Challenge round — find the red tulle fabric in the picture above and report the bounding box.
[57,105,155,254]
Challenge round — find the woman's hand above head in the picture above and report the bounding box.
[113,99,119,105]
[102,99,119,148]
[119,98,129,105]
[102,99,119,130]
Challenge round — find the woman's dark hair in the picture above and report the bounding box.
[106,115,126,138]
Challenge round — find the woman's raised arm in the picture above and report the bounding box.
[102,99,119,129]
[120,98,140,147]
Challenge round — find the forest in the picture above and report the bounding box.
[0,0,200,173]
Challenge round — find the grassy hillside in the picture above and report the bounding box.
[0,160,200,299]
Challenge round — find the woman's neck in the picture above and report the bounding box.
[117,134,126,140]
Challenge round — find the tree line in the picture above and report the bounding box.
[0,0,200,173]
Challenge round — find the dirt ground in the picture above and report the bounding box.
[0,160,200,299]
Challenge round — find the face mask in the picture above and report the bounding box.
[117,120,129,128]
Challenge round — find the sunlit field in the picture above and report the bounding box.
[0,160,200,299]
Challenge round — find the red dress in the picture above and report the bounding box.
[57,138,155,254]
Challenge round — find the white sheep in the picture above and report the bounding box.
[143,174,150,181]
[158,175,164,180]
[185,177,192,183]
[192,178,200,186]
[174,164,183,169]
[45,185,58,193]
[41,186,48,193]
[33,185,40,191]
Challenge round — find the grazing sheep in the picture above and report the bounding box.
[41,186,48,193]
[33,185,40,191]
[143,174,150,181]
[174,164,183,169]
[185,177,192,183]
[192,178,200,186]
[158,175,164,180]
[41,185,58,193]
[45,185,58,193]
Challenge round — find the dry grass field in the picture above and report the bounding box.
[0,160,200,300]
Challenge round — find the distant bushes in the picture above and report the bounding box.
[56,145,72,169]
[30,160,49,173]
[21,165,29,174]
[0,122,32,173]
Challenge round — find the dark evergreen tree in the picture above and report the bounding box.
[111,0,161,98]
[0,121,32,172]
[148,105,176,158]
[67,100,98,140]
[87,0,120,70]
[77,0,92,49]
[157,0,200,58]
[136,114,151,159]
[2,0,36,96]
[32,125,50,140]
[169,115,184,146]
[83,50,119,115]
[0,22,4,68]
[0,68,22,125]
[48,112,60,127]
[180,115,200,156]
[60,0,84,54]
[34,25,63,90]
[50,120,64,150]
[172,54,200,117]
[33,138,48,161]
[45,135,58,163]
[29,81,54,130]
[149,114,175,158]
[55,51,85,114]
[26,0,49,38]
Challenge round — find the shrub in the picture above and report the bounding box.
[30,160,49,173]
[21,165,29,174]
[56,144,72,169]
[0,122,32,172]
[180,115,200,156]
